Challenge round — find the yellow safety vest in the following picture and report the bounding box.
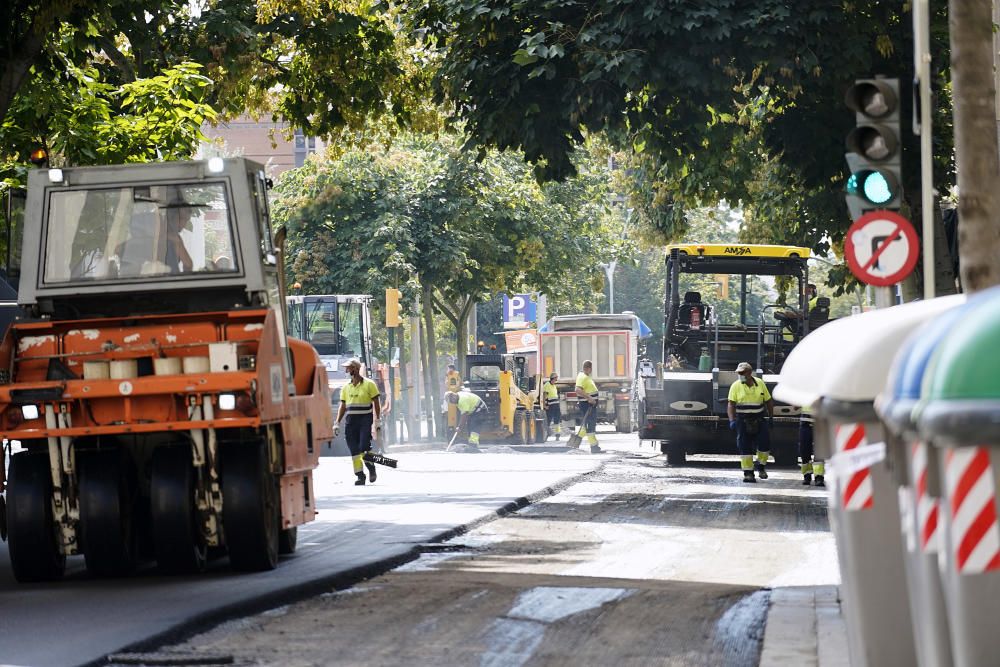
[575,372,598,401]
[456,391,485,414]
[341,377,380,416]
[727,377,771,415]
[544,381,559,406]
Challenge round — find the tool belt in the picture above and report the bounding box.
[736,404,765,436]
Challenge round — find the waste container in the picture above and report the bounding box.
[877,302,973,667]
[918,286,1000,667]
[776,295,965,667]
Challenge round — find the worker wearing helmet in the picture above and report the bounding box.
[334,358,382,485]
[575,360,601,453]
[727,362,775,483]
[446,390,485,450]
[543,372,562,440]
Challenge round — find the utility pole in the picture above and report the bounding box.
[599,261,617,313]
[409,294,422,439]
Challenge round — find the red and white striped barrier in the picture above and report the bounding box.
[836,422,873,511]
[912,442,940,553]
[944,446,1000,575]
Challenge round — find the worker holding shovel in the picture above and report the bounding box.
[445,390,485,452]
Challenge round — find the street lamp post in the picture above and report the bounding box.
[599,260,617,313]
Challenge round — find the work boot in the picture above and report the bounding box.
[354,472,366,486]
[755,462,768,480]
[814,475,825,488]
[743,470,757,483]
[802,473,813,486]
[365,460,377,483]
[590,444,603,453]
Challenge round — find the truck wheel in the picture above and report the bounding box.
[279,526,298,555]
[615,404,632,433]
[666,442,687,466]
[223,441,279,571]
[79,451,137,576]
[7,451,66,582]
[534,410,547,443]
[151,446,207,574]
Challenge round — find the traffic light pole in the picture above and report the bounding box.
[914,0,935,298]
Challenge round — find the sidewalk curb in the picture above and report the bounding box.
[85,456,616,667]
[759,585,849,667]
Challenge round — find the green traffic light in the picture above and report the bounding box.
[847,169,895,205]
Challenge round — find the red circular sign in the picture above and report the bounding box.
[844,210,920,287]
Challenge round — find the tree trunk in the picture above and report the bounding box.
[421,282,440,439]
[430,291,474,376]
[950,0,1000,292]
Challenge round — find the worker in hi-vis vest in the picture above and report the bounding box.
[727,361,775,483]
[543,373,561,440]
[446,389,485,450]
[334,358,382,486]
[798,407,825,487]
[574,360,602,453]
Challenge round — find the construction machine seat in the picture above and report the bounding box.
[677,291,711,329]
[807,297,831,330]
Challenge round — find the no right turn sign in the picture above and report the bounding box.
[844,210,920,286]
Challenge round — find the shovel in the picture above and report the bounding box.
[567,403,594,448]
[363,451,398,468]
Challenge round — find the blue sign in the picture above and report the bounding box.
[502,294,536,328]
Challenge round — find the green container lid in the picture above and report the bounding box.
[920,289,1000,443]
[924,294,1000,400]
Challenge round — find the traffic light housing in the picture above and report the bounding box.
[844,77,902,220]
[385,288,401,327]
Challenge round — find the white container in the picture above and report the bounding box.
[109,359,138,380]
[83,361,110,380]
[182,356,211,374]
[153,357,182,376]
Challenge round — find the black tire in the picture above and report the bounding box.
[79,452,137,576]
[615,404,632,433]
[533,410,547,443]
[279,526,298,555]
[151,446,207,574]
[666,441,687,466]
[7,451,66,582]
[222,442,279,571]
[511,412,528,445]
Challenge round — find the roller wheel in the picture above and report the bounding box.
[79,452,137,576]
[151,446,207,574]
[615,404,632,433]
[222,442,279,571]
[279,527,298,555]
[7,451,66,582]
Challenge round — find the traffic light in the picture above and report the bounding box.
[385,288,401,327]
[844,77,902,220]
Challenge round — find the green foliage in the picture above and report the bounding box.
[273,133,617,333]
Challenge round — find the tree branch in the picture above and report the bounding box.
[96,36,136,82]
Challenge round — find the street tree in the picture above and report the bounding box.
[948,0,1000,291]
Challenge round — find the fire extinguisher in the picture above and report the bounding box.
[690,306,701,329]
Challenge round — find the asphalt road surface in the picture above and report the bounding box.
[0,442,606,667]
[161,436,837,667]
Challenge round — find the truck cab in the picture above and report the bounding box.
[0,158,333,581]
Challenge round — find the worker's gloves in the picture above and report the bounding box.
[374,418,382,431]
[334,423,340,437]
[729,420,737,431]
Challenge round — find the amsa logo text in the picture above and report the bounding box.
[723,246,752,256]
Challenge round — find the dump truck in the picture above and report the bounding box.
[639,244,827,465]
[447,353,545,444]
[0,158,333,581]
[286,293,389,455]
[538,313,651,433]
